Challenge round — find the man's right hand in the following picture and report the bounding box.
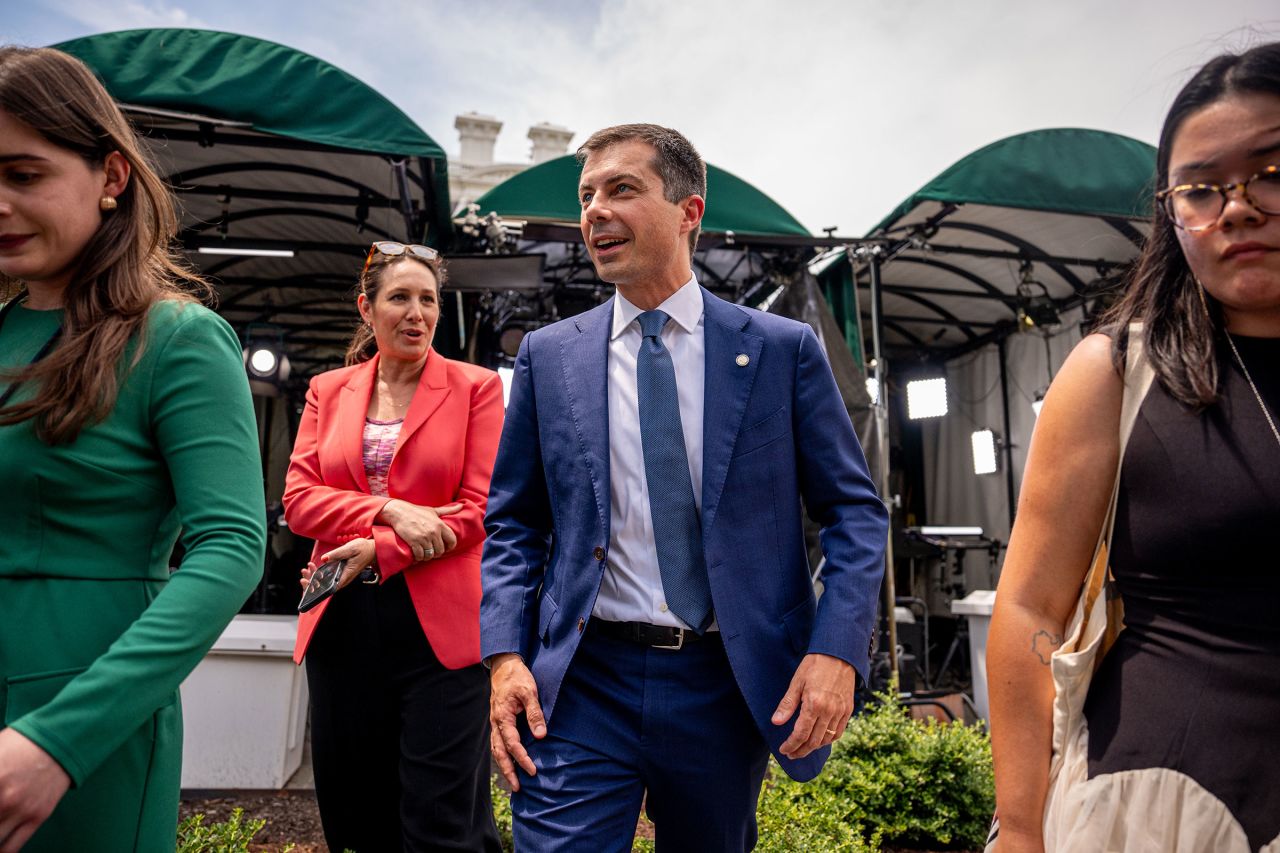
[488,653,546,791]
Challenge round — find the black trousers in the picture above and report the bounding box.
[305,573,501,853]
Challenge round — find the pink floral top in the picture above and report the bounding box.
[362,417,403,497]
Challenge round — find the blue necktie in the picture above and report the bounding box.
[636,310,712,633]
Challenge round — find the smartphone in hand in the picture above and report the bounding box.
[298,558,347,613]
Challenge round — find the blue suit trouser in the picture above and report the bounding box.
[512,627,770,852]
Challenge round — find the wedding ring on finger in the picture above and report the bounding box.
[425,547,435,557]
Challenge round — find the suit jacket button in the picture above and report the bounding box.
[577,617,585,633]
[593,546,605,561]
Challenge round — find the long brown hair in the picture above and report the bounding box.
[0,46,211,444]
[1101,41,1280,407]
[344,250,446,366]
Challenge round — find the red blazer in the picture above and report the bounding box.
[283,349,504,668]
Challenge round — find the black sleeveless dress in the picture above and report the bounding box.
[1084,334,1280,850]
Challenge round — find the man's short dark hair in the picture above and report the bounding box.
[576,123,707,255]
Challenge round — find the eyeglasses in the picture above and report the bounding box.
[361,241,441,276]
[1156,164,1280,232]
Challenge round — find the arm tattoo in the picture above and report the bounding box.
[1031,629,1064,665]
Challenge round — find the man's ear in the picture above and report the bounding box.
[679,194,705,235]
[101,151,131,201]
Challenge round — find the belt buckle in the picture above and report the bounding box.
[653,628,685,651]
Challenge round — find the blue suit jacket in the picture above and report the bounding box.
[480,287,887,781]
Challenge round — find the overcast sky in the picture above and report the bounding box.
[5,1,1279,235]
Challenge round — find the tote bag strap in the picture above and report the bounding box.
[1118,323,1156,475]
[1080,323,1156,628]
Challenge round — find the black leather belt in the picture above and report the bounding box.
[588,619,717,650]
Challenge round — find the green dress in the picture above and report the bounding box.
[0,299,266,852]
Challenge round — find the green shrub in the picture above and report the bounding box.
[491,776,515,851]
[176,807,293,853]
[809,696,994,849]
[755,773,881,852]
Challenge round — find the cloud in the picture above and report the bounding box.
[47,0,211,32]
[354,0,1279,233]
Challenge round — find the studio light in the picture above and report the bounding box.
[906,377,948,420]
[1016,261,1061,329]
[484,291,544,364]
[919,526,984,537]
[865,376,880,406]
[242,325,291,396]
[971,429,999,475]
[499,323,536,358]
[248,347,278,376]
[1019,296,1061,329]
[198,246,296,258]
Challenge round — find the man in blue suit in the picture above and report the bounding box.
[481,124,887,851]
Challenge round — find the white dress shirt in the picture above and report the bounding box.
[593,275,711,630]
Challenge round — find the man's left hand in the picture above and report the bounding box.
[771,653,856,759]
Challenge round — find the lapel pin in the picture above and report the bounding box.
[735,353,750,367]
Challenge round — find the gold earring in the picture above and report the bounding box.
[99,196,118,212]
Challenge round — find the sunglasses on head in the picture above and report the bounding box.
[361,241,441,277]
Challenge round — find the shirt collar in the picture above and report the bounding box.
[611,275,702,341]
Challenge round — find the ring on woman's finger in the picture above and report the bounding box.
[425,547,435,557]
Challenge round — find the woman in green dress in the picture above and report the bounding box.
[0,47,266,852]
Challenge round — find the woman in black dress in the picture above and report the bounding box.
[988,43,1280,852]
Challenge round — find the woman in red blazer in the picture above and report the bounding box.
[283,243,503,853]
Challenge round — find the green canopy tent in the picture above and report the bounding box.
[844,127,1156,362]
[56,28,454,374]
[814,127,1156,450]
[849,127,1156,481]
[828,130,1156,681]
[473,153,812,241]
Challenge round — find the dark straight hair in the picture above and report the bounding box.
[1101,41,1280,408]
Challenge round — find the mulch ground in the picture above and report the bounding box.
[180,790,325,852]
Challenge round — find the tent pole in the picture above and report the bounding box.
[392,159,418,241]
[998,337,1017,528]
[864,247,899,691]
